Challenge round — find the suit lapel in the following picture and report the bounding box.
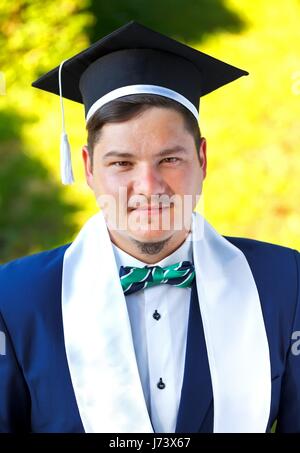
[176,280,213,433]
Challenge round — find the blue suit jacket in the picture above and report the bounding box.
[0,237,299,433]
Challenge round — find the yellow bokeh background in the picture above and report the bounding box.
[0,0,299,262]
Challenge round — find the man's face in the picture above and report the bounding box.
[82,106,206,249]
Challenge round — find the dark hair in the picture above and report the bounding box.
[86,94,201,169]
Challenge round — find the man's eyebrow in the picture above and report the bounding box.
[102,146,187,160]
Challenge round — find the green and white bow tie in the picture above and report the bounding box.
[119,261,195,295]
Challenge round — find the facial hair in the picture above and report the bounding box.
[131,236,172,256]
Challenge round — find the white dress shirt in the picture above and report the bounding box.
[112,234,193,433]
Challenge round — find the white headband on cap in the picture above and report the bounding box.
[59,63,199,185]
[86,84,199,123]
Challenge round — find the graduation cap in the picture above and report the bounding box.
[32,20,248,185]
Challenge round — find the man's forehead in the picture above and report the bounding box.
[95,109,195,151]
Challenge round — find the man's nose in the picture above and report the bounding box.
[132,164,166,196]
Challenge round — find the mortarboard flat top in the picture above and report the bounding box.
[32,20,248,119]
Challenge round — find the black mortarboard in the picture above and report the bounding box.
[32,20,248,184]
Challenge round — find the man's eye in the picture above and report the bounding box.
[112,161,131,167]
[161,157,180,163]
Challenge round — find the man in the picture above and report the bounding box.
[0,21,299,433]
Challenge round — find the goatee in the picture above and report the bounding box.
[131,236,172,255]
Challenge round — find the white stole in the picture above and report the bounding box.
[61,211,271,432]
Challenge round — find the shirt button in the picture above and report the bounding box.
[157,378,166,390]
[153,310,161,321]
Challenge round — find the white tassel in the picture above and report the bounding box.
[59,60,74,185]
[60,132,74,185]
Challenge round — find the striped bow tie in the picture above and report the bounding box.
[119,261,195,295]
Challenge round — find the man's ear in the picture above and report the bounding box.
[82,145,94,188]
[199,137,207,179]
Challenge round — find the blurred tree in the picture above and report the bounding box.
[0,0,93,263]
[1,0,299,263]
[201,0,300,249]
[0,109,79,260]
[87,0,245,44]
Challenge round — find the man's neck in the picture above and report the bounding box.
[108,230,191,264]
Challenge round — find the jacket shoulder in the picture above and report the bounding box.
[224,236,299,273]
[0,244,71,314]
[224,235,298,257]
[0,243,71,269]
[225,236,300,330]
[224,235,299,286]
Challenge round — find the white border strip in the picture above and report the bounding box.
[86,84,199,123]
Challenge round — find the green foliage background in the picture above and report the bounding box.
[0,0,299,263]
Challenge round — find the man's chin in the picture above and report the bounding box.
[128,227,174,243]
